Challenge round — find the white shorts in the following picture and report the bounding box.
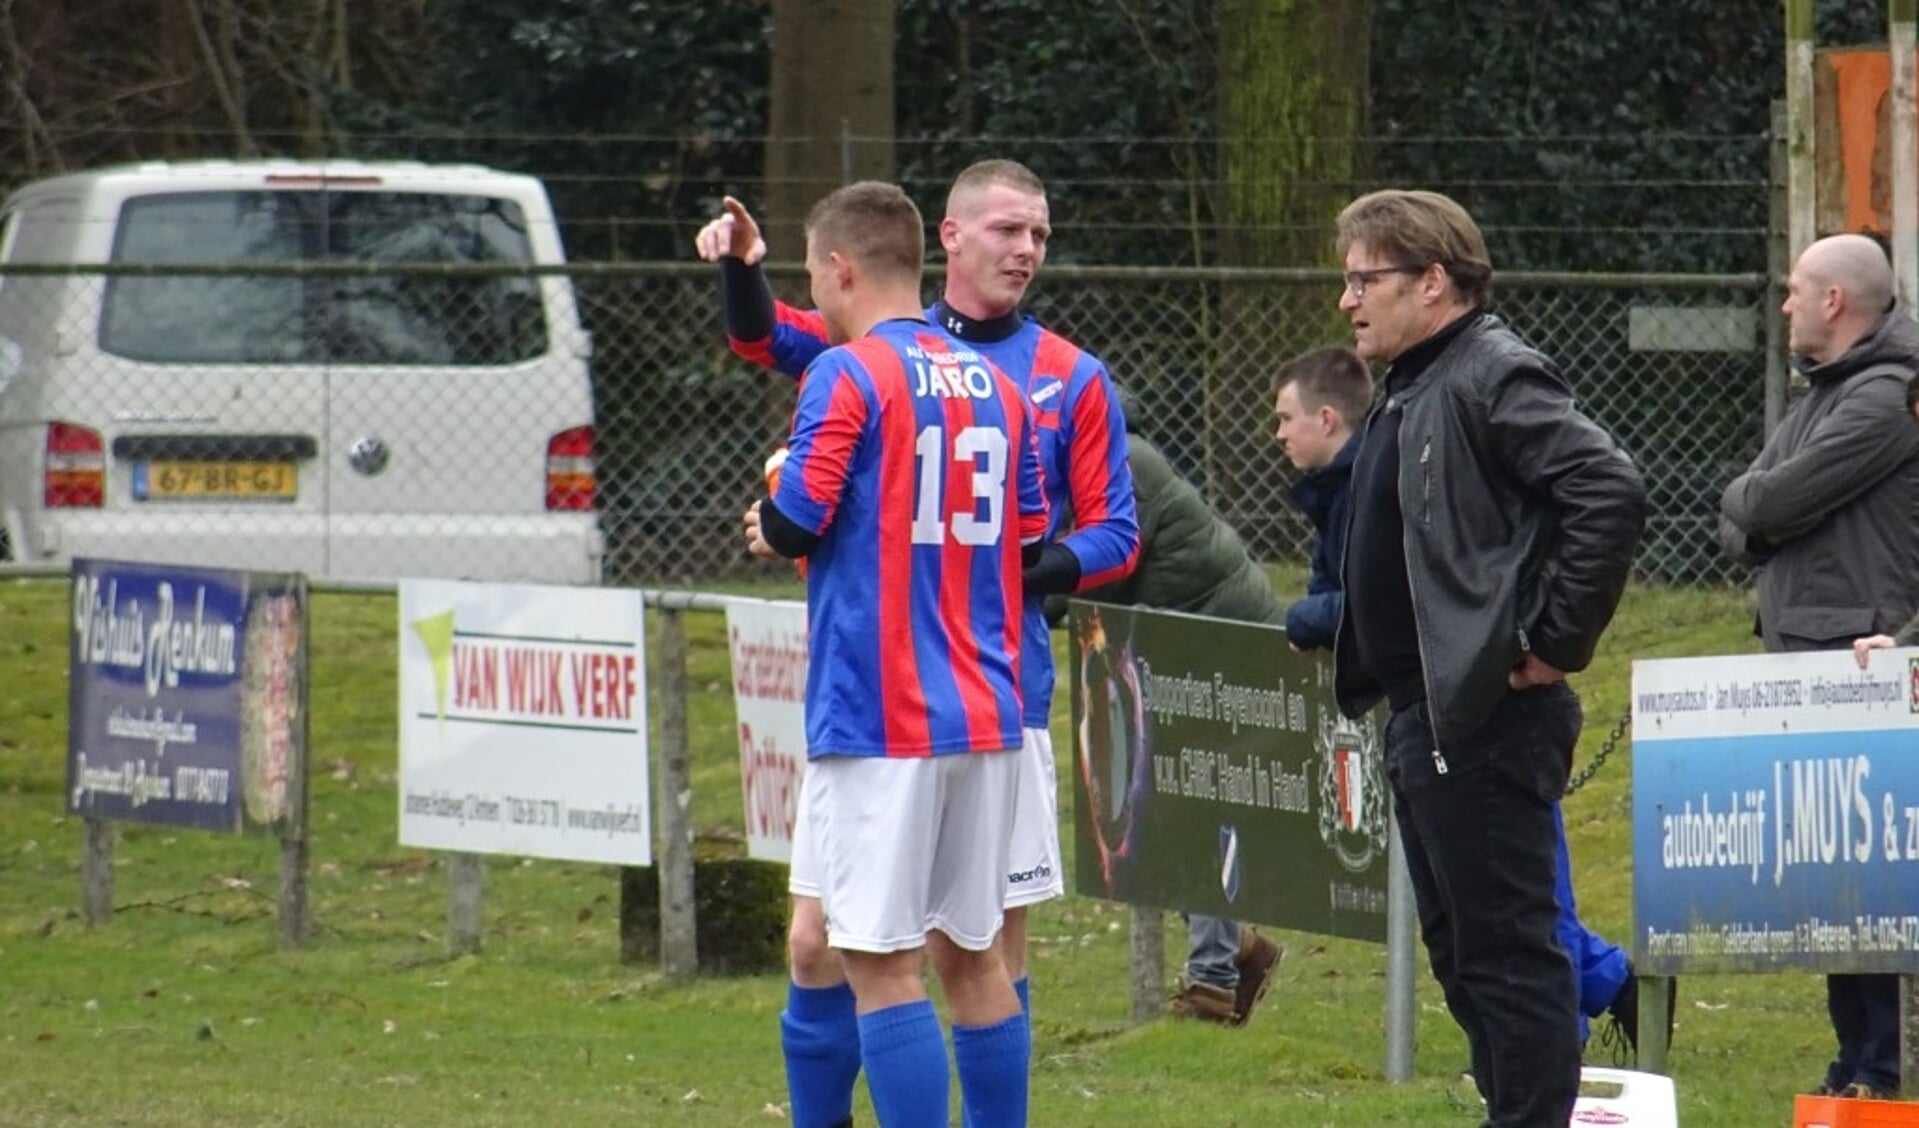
[1003,726,1066,908]
[805,750,1020,954]
[789,728,1061,909]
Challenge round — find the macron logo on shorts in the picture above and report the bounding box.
[1007,863,1053,886]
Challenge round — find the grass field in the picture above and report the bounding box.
[0,575,1849,1126]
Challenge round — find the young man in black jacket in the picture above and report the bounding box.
[1332,190,1648,1128]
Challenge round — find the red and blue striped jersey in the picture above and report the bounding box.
[736,305,1139,726]
[772,318,1049,758]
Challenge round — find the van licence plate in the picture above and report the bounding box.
[133,461,297,501]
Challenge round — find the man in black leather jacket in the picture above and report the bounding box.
[1330,190,1648,1128]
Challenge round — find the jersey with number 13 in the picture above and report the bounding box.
[773,318,1049,759]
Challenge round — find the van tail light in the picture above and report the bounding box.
[45,422,105,508]
[546,426,596,511]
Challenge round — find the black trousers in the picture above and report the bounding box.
[1386,683,1583,1128]
[1824,972,1900,1092]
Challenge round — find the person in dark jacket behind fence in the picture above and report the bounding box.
[1723,234,1919,1102]
[1331,189,1648,1128]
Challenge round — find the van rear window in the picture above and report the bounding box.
[100,190,548,366]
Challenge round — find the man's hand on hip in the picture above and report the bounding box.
[1509,652,1567,690]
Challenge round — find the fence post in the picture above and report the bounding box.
[278,605,312,950]
[1129,906,1165,1022]
[1891,0,1918,313]
[1784,0,1816,263]
[1765,100,1790,437]
[656,604,698,981]
[448,852,484,954]
[82,817,113,927]
[1383,816,1417,1082]
[1903,973,1919,1095]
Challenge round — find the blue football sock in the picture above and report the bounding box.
[857,999,949,1128]
[780,982,861,1128]
[953,1011,1032,1128]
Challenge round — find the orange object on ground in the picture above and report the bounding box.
[1795,1093,1919,1128]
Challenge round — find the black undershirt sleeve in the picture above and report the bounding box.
[757,495,819,559]
[719,258,776,342]
[1022,542,1081,595]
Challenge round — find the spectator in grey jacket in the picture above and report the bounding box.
[1719,234,1919,1101]
[1851,374,1919,667]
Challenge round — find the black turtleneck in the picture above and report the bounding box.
[1344,309,1481,711]
[931,297,1025,344]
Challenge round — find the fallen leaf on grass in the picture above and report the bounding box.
[682,1089,702,1103]
[1694,1000,1729,1011]
[217,876,252,891]
[382,1019,398,1034]
[761,1103,786,1118]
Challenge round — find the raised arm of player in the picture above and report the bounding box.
[693,195,831,377]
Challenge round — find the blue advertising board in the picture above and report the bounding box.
[1632,646,1919,975]
[68,558,306,833]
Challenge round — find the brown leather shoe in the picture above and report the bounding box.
[1232,928,1284,1026]
[1170,980,1238,1024]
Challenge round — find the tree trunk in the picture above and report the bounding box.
[761,0,898,264]
[1207,0,1371,553]
[760,0,898,449]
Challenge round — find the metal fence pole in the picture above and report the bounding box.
[278,593,312,950]
[1766,101,1790,437]
[655,605,698,980]
[448,853,484,954]
[1892,0,1918,313]
[1383,814,1417,1082]
[1129,906,1165,1022]
[1903,973,1919,1095]
[82,817,114,927]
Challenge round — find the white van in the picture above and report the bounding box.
[0,160,602,583]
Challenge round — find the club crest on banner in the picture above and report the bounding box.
[1316,709,1388,872]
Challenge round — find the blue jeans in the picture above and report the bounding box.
[1183,914,1240,990]
[1388,685,1583,1128]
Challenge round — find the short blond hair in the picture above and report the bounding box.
[1336,190,1493,306]
[804,181,924,284]
[945,159,1046,217]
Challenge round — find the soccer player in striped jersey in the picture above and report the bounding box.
[741,180,1047,1128]
[699,166,1138,1114]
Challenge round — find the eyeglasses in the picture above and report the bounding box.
[1343,264,1428,297]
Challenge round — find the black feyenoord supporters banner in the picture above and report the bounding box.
[1068,601,1389,943]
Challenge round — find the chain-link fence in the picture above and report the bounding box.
[0,261,1772,586]
[597,263,1775,587]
